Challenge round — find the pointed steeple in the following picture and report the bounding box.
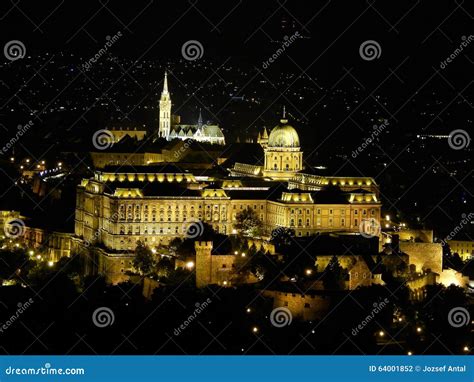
[198,108,203,127]
[163,71,169,94]
[159,71,172,139]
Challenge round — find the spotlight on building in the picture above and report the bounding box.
[185,261,195,269]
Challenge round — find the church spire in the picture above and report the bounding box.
[159,71,172,139]
[163,71,169,94]
[198,108,203,127]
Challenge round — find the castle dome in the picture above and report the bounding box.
[267,118,300,148]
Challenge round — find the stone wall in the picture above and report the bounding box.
[395,229,433,243]
[195,241,258,288]
[261,290,331,321]
[98,252,134,285]
[399,242,443,274]
[143,277,160,299]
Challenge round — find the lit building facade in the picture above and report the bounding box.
[74,117,381,283]
[448,240,474,261]
[74,168,381,250]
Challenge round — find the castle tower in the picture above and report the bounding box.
[195,241,213,288]
[159,71,172,139]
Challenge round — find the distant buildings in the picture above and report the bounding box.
[109,126,147,143]
[158,72,225,145]
[448,240,474,261]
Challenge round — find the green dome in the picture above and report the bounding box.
[267,119,300,148]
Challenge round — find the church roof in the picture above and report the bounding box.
[170,124,224,138]
[199,125,225,138]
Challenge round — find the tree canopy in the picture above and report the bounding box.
[234,207,263,237]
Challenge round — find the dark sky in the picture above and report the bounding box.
[1,0,471,88]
